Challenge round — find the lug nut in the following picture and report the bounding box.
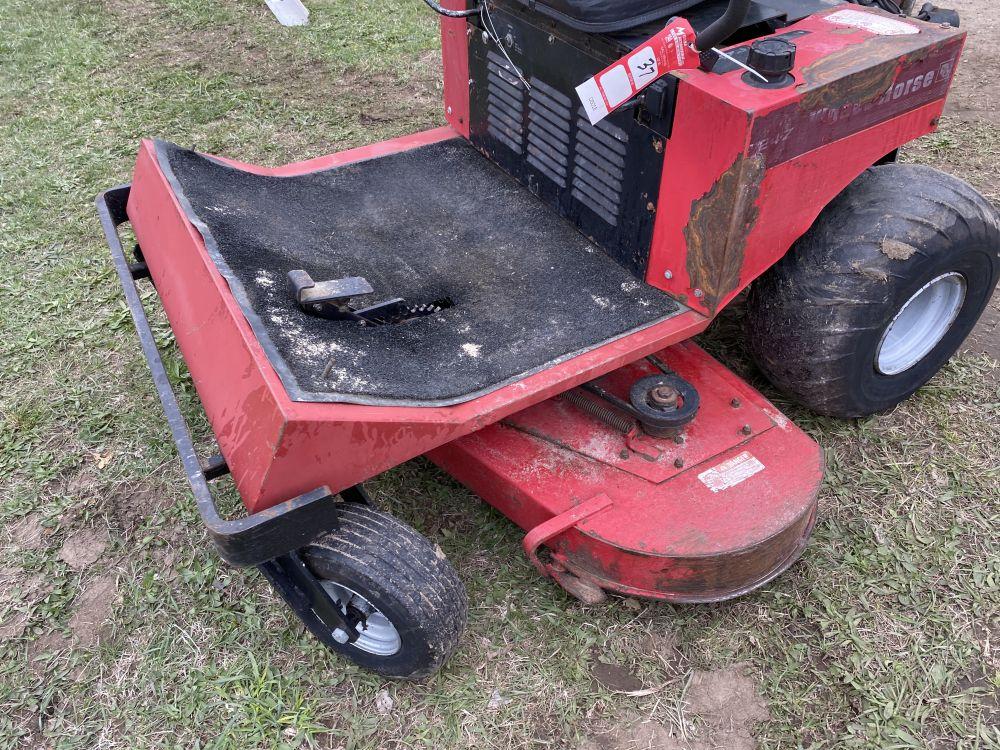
[332,628,350,644]
[731,398,741,408]
[673,457,684,468]
[663,270,673,280]
[741,424,752,435]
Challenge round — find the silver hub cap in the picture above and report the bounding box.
[876,272,966,375]
[320,580,401,656]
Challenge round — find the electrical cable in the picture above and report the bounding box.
[422,0,480,18]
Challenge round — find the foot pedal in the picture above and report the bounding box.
[288,270,452,326]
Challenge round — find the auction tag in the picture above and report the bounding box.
[576,18,698,125]
[698,451,765,492]
[824,9,919,35]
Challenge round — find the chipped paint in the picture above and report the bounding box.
[683,154,765,313]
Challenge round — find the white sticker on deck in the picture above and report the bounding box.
[698,451,765,492]
[824,9,919,35]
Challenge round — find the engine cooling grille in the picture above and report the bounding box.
[485,65,627,226]
[486,51,525,154]
[572,113,626,227]
[526,79,572,188]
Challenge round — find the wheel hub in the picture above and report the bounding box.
[876,272,967,376]
[319,580,401,656]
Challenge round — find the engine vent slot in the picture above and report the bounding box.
[486,51,525,155]
[571,112,627,227]
[526,78,572,188]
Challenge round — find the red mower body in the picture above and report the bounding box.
[443,2,964,316]
[120,2,964,602]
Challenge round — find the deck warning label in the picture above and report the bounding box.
[698,451,765,492]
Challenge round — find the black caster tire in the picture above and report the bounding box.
[302,503,467,679]
[746,163,1000,418]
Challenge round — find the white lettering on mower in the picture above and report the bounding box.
[698,451,765,492]
[824,9,919,36]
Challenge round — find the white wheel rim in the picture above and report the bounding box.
[876,272,966,376]
[320,580,401,656]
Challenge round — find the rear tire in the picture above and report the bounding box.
[746,164,999,418]
[302,503,467,679]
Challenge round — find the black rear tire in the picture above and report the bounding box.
[746,164,999,418]
[302,503,467,679]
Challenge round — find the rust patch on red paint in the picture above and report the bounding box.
[683,154,765,313]
[798,29,958,111]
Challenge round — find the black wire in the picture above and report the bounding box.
[422,0,481,17]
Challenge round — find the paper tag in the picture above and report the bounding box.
[824,9,919,36]
[576,19,697,125]
[698,451,765,493]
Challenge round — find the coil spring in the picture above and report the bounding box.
[561,389,636,434]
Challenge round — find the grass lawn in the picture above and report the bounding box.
[0,1,997,748]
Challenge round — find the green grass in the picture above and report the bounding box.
[0,1,998,748]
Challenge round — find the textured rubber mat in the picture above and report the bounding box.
[157,138,681,405]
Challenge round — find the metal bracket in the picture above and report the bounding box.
[522,493,614,575]
[522,494,614,604]
[260,551,364,645]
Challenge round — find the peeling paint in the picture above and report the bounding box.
[798,32,958,112]
[683,154,766,312]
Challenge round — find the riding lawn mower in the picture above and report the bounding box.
[97,0,1000,678]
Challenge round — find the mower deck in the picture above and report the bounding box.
[429,340,822,602]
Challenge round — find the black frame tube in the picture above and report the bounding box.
[96,185,346,568]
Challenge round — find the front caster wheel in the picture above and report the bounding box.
[302,503,467,679]
[746,164,1000,418]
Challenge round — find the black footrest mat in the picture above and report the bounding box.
[157,138,681,405]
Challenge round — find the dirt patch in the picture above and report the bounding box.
[27,631,71,676]
[58,528,110,570]
[880,238,918,261]
[111,483,175,531]
[6,513,46,551]
[944,0,999,122]
[0,567,52,641]
[685,663,771,748]
[68,573,118,647]
[584,663,770,750]
[592,661,645,693]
